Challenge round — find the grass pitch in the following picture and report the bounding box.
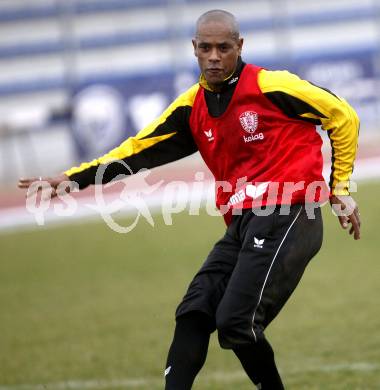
[0,181,379,389]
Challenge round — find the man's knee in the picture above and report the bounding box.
[216,311,264,349]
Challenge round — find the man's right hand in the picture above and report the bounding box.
[18,174,72,199]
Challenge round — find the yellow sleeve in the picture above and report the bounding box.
[258,69,360,195]
[65,83,200,189]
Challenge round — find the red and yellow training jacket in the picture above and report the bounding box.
[65,63,359,215]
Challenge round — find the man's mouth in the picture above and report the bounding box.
[206,68,223,74]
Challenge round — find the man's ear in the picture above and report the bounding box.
[192,39,198,57]
[237,38,244,56]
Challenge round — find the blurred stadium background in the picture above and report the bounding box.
[0,1,379,389]
[0,0,379,184]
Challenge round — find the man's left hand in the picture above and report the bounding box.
[330,195,361,240]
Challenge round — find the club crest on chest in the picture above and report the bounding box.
[239,111,259,134]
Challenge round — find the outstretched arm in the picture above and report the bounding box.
[18,84,200,197]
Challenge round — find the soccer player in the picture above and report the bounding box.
[19,10,360,389]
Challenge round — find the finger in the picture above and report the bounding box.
[350,207,361,234]
[51,188,58,199]
[19,177,42,182]
[18,177,43,188]
[23,180,49,198]
[18,179,35,188]
[355,208,361,228]
[19,177,37,183]
[25,186,43,200]
[338,215,349,229]
[349,213,361,240]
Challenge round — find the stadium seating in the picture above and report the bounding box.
[0,0,378,180]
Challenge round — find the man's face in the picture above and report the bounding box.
[193,20,243,89]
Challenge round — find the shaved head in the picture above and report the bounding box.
[195,9,240,41]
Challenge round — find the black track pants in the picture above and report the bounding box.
[176,205,323,348]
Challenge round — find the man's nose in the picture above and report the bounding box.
[208,48,221,62]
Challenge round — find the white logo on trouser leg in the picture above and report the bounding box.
[164,366,171,376]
